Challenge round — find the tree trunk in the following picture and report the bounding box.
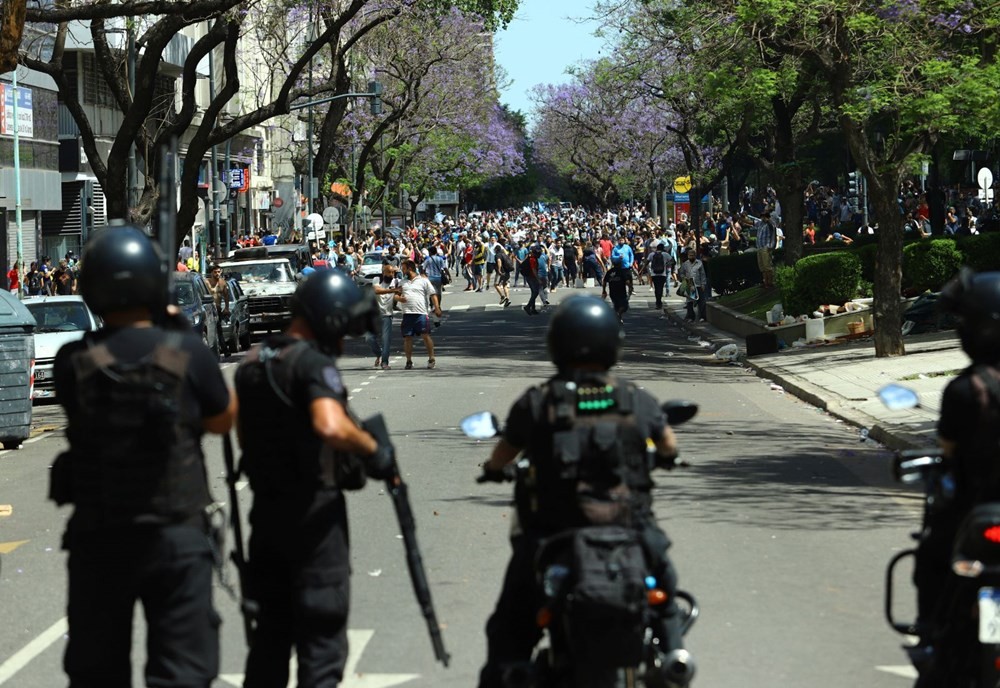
[869,176,906,357]
[771,101,805,264]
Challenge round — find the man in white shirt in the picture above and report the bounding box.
[395,259,442,370]
[485,237,499,290]
[547,239,565,292]
[370,261,401,370]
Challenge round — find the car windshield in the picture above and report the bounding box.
[226,262,293,283]
[175,282,198,307]
[363,254,384,266]
[26,302,92,333]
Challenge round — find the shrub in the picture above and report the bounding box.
[902,239,963,292]
[775,265,807,315]
[782,252,863,315]
[956,233,1000,272]
[853,243,878,283]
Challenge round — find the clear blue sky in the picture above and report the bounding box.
[494,0,604,117]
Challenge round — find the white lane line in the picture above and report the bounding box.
[875,665,918,678]
[351,388,362,393]
[0,617,68,685]
[361,382,371,386]
[449,305,470,311]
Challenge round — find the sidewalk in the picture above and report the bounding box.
[662,292,967,450]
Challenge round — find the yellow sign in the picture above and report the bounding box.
[673,176,692,193]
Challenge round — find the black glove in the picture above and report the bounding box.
[477,465,508,483]
[655,453,679,471]
[366,443,396,481]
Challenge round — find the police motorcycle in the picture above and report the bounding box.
[461,400,700,688]
[880,384,1000,686]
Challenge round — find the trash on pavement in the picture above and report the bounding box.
[368,569,382,577]
[769,383,784,393]
[714,344,739,361]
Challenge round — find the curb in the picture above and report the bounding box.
[661,301,932,451]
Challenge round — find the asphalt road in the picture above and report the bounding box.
[0,283,924,687]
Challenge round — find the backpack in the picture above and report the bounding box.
[27,271,42,293]
[498,248,514,273]
[547,526,648,668]
[650,251,666,274]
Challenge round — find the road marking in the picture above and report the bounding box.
[0,617,67,685]
[0,505,11,517]
[876,665,918,678]
[0,540,29,554]
[236,480,249,491]
[351,388,362,394]
[449,305,470,311]
[361,382,371,386]
[219,629,418,687]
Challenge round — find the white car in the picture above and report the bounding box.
[23,296,101,400]
[358,252,388,282]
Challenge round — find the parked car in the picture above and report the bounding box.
[174,272,221,359]
[220,277,250,354]
[23,295,101,401]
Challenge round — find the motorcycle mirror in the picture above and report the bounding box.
[460,411,500,440]
[662,400,698,426]
[877,384,920,411]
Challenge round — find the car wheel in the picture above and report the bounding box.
[239,324,251,351]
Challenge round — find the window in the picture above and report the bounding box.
[81,53,119,107]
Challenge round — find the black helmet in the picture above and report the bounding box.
[546,295,624,370]
[78,225,167,316]
[291,269,376,351]
[941,268,1000,363]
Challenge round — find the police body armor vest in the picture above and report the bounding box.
[519,375,652,533]
[67,332,209,525]
[236,340,358,497]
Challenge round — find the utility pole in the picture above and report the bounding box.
[12,69,23,295]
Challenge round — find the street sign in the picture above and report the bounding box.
[323,206,340,226]
[673,176,692,194]
[272,197,284,208]
[978,167,994,191]
[229,168,245,189]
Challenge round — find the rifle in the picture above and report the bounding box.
[222,432,257,645]
[362,413,451,667]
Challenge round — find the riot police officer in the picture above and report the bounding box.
[52,225,236,687]
[236,269,390,687]
[915,270,1000,645]
[477,294,691,688]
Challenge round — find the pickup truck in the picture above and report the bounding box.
[218,257,297,333]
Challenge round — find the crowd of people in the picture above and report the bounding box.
[289,204,752,332]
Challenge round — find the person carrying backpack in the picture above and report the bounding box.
[475,296,693,688]
[646,242,675,311]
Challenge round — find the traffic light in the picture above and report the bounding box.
[847,170,860,198]
[369,81,383,116]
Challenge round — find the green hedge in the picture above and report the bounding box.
[710,234,1000,306]
[956,233,1000,272]
[778,252,862,315]
[902,239,964,292]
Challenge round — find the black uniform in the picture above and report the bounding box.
[478,370,682,688]
[917,365,1000,625]
[236,335,358,688]
[53,326,229,688]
